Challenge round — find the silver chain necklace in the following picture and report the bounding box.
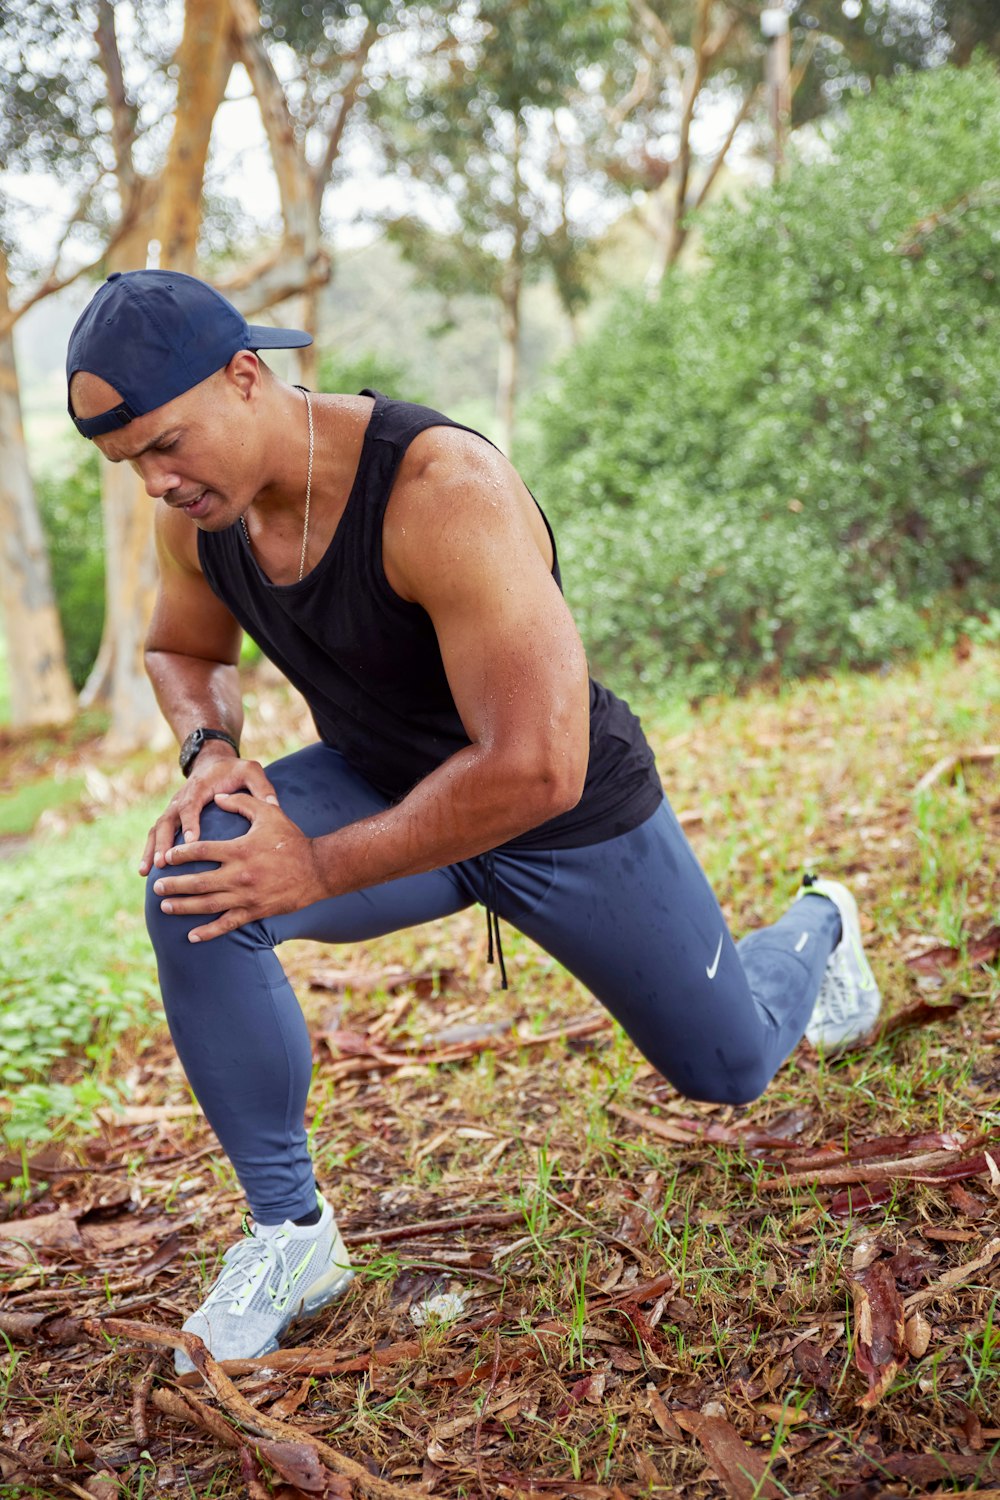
[241,387,314,582]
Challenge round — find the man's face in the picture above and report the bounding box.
[69,357,262,530]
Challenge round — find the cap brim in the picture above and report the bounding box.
[246,324,313,349]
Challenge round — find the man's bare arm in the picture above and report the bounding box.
[139,501,279,872]
[309,430,590,888]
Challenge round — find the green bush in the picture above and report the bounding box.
[317,348,427,405]
[533,60,1000,694]
[0,805,159,1144]
[37,452,105,691]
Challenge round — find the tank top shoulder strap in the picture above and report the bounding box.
[355,388,561,589]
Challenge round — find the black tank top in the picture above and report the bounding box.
[198,391,662,850]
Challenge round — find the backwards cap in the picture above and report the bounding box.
[67,269,312,439]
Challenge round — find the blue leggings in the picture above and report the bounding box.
[146,743,839,1224]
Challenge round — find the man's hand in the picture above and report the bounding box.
[139,753,279,876]
[150,791,327,942]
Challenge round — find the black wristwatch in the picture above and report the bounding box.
[179,727,240,778]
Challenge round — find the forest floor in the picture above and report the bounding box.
[0,647,999,1500]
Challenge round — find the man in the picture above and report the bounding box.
[67,269,881,1374]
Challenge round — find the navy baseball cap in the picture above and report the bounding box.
[67,268,312,439]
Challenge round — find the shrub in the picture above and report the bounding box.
[533,60,1000,693]
[37,452,105,691]
[318,349,427,404]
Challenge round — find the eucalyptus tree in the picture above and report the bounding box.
[370,0,632,452]
[604,0,998,288]
[225,0,425,386]
[0,0,129,728]
[0,243,78,727]
[0,0,230,742]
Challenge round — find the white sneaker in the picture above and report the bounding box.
[175,1195,353,1374]
[796,877,882,1052]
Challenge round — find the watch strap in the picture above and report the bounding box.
[180,727,240,777]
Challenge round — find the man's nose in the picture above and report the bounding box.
[133,457,180,500]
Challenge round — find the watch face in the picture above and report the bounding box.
[180,729,203,775]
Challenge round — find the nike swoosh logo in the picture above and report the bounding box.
[706,934,724,980]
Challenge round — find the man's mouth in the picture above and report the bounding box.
[175,490,210,515]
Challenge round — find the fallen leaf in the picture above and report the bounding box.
[985,1152,1000,1201]
[903,1237,1000,1311]
[879,994,974,1036]
[905,925,1000,974]
[0,1146,77,1185]
[80,1215,186,1254]
[632,1452,664,1487]
[791,1340,833,1391]
[0,1210,81,1249]
[957,1400,984,1452]
[874,1452,1000,1484]
[921,1226,979,1243]
[255,1440,352,1498]
[828,1182,894,1218]
[756,1403,810,1425]
[646,1383,683,1440]
[568,1371,606,1404]
[886,1246,934,1288]
[269,1378,313,1421]
[947,1182,992,1216]
[904,1311,932,1357]
[84,1478,119,1500]
[847,1259,908,1409]
[673,1411,781,1499]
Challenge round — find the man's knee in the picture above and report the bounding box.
[666,1048,772,1108]
[144,802,251,952]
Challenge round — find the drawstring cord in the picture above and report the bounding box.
[482,851,508,990]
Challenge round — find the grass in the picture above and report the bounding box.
[0,644,997,1496]
[0,772,87,838]
[0,803,161,1141]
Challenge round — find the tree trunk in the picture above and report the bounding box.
[496,258,523,457]
[92,0,232,751]
[496,122,525,455]
[295,287,319,388]
[82,193,156,718]
[99,460,166,753]
[158,0,233,273]
[0,257,76,727]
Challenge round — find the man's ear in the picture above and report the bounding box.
[226,349,263,402]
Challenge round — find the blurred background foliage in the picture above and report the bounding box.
[526,60,1000,694]
[37,453,104,693]
[3,0,1000,715]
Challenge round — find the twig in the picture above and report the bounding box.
[759,1148,979,1190]
[176,1336,426,1380]
[913,745,999,794]
[344,1209,524,1245]
[131,1356,158,1448]
[474,1326,503,1498]
[151,1384,242,1448]
[82,1317,428,1500]
[397,1256,504,1286]
[903,1237,1000,1312]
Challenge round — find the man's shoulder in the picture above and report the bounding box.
[393,422,512,511]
